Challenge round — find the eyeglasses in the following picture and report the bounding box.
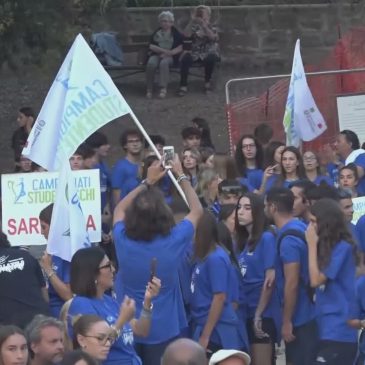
[242,144,256,150]
[303,156,317,162]
[83,334,115,345]
[99,262,113,271]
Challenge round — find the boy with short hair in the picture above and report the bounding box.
[111,128,144,207]
[181,127,201,149]
[69,146,85,171]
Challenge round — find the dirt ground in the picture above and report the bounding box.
[0,65,248,172]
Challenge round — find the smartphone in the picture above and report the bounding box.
[150,258,157,282]
[162,146,174,169]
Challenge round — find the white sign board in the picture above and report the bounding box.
[352,196,365,225]
[2,170,101,246]
[337,94,365,145]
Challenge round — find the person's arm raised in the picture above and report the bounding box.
[170,155,203,228]
[113,164,166,225]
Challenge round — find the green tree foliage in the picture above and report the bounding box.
[0,0,125,70]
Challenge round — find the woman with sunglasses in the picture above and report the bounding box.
[73,315,114,363]
[68,247,161,365]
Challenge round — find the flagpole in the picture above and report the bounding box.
[128,110,189,206]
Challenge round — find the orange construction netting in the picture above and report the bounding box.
[226,26,365,152]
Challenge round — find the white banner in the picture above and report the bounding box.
[352,196,365,225]
[1,170,101,246]
[283,39,327,147]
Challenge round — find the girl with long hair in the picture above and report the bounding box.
[306,198,358,364]
[235,135,264,190]
[302,150,333,186]
[0,326,28,365]
[182,148,201,188]
[196,168,222,216]
[190,211,245,355]
[274,146,306,188]
[235,193,280,365]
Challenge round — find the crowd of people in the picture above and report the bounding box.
[2,102,365,365]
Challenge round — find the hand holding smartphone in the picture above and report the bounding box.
[162,146,174,169]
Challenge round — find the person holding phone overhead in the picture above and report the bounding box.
[178,5,220,96]
[113,154,203,365]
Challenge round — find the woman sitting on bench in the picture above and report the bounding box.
[146,11,183,99]
[178,5,220,96]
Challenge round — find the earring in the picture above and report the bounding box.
[95,279,98,285]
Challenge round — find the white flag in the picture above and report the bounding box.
[23,34,132,171]
[22,34,132,260]
[283,39,327,147]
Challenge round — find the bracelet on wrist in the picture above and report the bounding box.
[177,174,189,183]
[140,179,151,187]
[110,325,121,338]
[47,271,55,280]
[142,301,153,312]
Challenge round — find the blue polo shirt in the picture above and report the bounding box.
[111,158,139,200]
[277,219,316,327]
[315,241,357,343]
[48,256,70,318]
[113,219,194,344]
[238,231,280,320]
[68,295,141,365]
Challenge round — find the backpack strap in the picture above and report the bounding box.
[277,228,314,304]
[277,229,306,255]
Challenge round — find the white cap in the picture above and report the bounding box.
[209,350,251,365]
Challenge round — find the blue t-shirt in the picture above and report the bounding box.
[277,219,316,327]
[353,275,365,320]
[238,231,280,320]
[246,168,264,190]
[312,175,333,186]
[237,177,255,192]
[353,154,365,193]
[356,215,365,253]
[326,162,340,186]
[68,295,141,365]
[315,241,357,343]
[95,161,111,212]
[190,246,243,349]
[348,222,361,253]
[48,256,70,318]
[113,219,194,344]
[111,159,139,200]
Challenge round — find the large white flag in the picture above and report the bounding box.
[22,34,132,261]
[283,39,327,147]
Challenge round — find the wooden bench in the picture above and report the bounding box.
[105,34,209,82]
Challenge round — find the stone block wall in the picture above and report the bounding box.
[91,2,364,73]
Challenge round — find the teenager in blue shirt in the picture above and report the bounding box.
[306,198,358,364]
[335,130,365,193]
[38,204,72,318]
[302,151,333,186]
[356,214,365,253]
[339,163,365,197]
[265,187,318,365]
[190,211,243,355]
[68,247,161,365]
[111,129,144,207]
[258,141,285,194]
[276,147,307,190]
[113,156,203,365]
[290,180,317,225]
[236,193,280,365]
[234,135,264,190]
[348,275,365,365]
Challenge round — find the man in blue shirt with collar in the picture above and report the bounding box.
[290,180,316,225]
[265,187,318,365]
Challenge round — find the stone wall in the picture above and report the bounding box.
[90,3,365,73]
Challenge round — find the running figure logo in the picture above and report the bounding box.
[8,178,26,204]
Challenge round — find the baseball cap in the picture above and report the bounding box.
[209,350,251,365]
